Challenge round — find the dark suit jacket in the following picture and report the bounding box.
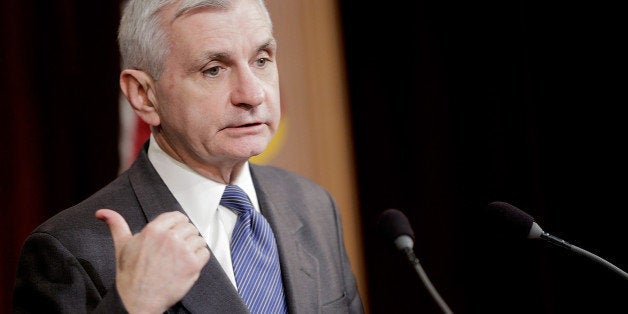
[13,147,363,313]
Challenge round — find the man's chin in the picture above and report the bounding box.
[234,143,270,160]
[247,147,268,159]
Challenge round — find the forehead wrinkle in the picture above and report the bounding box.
[174,1,230,19]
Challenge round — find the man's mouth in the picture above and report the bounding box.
[238,122,262,128]
[222,121,265,133]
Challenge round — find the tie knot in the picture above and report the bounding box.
[220,185,254,216]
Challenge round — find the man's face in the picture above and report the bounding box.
[153,1,280,171]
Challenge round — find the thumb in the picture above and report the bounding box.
[96,209,133,260]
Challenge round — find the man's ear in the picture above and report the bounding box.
[119,69,161,126]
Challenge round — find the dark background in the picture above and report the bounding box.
[2,0,626,313]
[339,0,627,313]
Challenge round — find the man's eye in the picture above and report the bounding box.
[202,66,221,77]
[255,58,269,67]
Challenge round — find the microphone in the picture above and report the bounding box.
[486,201,628,280]
[377,209,454,314]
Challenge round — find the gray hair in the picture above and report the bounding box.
[118,0,272,79]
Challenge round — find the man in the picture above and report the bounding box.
[13,0,363,312]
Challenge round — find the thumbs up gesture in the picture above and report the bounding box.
[96,209,210,313]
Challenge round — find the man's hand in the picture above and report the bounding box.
[96,209,210,313]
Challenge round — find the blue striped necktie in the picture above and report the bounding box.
[220,185,288,313]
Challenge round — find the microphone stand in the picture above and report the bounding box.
[540,232,628,280]
[402,247,454,314]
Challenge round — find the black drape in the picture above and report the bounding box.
[339,0,627,313]
[0,1,121,312]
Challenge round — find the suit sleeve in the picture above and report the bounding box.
[13,232,127,313]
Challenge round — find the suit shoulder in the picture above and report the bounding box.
[33,173,135,237]
[250,164,331,196]
[251,164,323,186]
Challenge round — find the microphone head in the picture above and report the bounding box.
[485,201,539,239]
[377,208,415,250]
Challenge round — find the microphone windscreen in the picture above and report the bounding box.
[485,201,535,239]
[377,208,415,243]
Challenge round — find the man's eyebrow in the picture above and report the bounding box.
[204,51,230,62]
[189,51,229,71]
[260,39,277,52]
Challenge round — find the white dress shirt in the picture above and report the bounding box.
[147,134,261,288]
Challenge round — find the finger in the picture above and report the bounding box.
[96,209,132,260]
[170,221,201,241]
[197,247,211,266]
[151,211,190,231]
[189,234,208,251]
[195,240,211,264]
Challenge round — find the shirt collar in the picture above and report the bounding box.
[146,134,260,214]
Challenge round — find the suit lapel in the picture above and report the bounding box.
[251,165,320,313]
[127,150,248,313]
[179,256,249,313]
